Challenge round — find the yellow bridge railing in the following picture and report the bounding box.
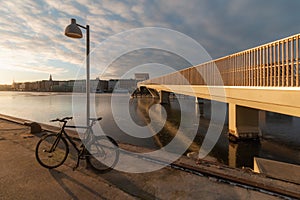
[142,33,300,87]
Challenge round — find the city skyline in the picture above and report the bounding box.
[1,1,300,84]
[0,73,149,93]
[8,73,140,84]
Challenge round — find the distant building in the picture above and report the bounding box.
[72,78,108,93]
[0,84,13,91]
[9,74,145,93]
[19,82,38,91]
[108,79,138,93]
[37,80,52,92]
[134,73,149,81]
[91,78,102,92]
[11,81,18,91]
[34,74,54,91]
[117,79,138,91]
[97,79,108,93]
[52,80,73,92]
[108,79,118,92]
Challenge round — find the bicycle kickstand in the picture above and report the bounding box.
[73,148,85,171]
[73,157,80,171]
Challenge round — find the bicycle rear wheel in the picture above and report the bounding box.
[35,133,69,169]
[86,136,119,173]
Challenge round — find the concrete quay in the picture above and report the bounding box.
[0,116,298,199]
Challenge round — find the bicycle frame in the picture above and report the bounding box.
[55,121,93,155]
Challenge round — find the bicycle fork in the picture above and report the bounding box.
[73,145,89,171]
[46,135,62,154]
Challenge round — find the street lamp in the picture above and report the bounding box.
[65,18,90,126]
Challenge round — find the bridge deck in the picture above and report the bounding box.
[139,84,300,117]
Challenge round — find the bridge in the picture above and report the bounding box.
[138,33,300,140]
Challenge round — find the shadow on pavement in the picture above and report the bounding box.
[49,169,105,200]
[98,170,160,200]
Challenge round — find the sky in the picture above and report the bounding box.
[1,0,300,84]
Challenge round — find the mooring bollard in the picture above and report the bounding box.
[24,121,42,134]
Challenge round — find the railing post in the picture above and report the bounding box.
[265,45,271,86]
[286,39,289,86]
[296,35,299,87]
[259,47,262,86]
[273,43,276,86]
[291,38,294,87]
[278,42,281,86]
[282,41,285,86]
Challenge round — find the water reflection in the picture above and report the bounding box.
[132,95,300,168]
[228,141,261,168]
[0,91,299,168]
[132,96,200,155]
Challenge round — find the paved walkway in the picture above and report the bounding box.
[0,119,283,199]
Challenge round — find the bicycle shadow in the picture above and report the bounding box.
[95,170,159,200]
[48,168,104,200]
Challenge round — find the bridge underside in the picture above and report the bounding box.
[138,84,300,140]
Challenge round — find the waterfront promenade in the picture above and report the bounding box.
[0,117,298,199]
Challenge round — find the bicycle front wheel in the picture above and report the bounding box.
[86,136,119,173]
[35,134,69,169]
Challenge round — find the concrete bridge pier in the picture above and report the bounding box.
[259,110,267,129]
[228,141,261,168]
[195,98,204,117]
[147,88,159,98]
[228,142,238,168]
[159,91,170,104]
[228,104,260,141]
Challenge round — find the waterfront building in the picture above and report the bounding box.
[0,84,13,91]
[8,75,139,93]
[134,73,149,81]
[108,79,138,93]
[72,78,108,93]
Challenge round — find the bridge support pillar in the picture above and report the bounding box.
[196,98,204,117]
[159,91,170,104]
[259,110,267,129]
[147,88,159,98]
[228,142,238,168]
[228,104,260,141]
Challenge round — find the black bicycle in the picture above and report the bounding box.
[35,117,119,173]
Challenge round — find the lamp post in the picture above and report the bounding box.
[65,18,90,126]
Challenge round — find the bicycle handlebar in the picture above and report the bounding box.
[50,117,73,122]
[89,117,102,121]
[50,117,102,123]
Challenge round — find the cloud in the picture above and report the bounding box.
[0,1,85,75]
[140,0,300,57]
[100,49,192,80]
[1,0,300,83]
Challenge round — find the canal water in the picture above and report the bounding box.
[0,91,299,168]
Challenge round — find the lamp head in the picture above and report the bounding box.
[65,18,83,39]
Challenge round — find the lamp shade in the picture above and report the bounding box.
[65,18,83,38]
